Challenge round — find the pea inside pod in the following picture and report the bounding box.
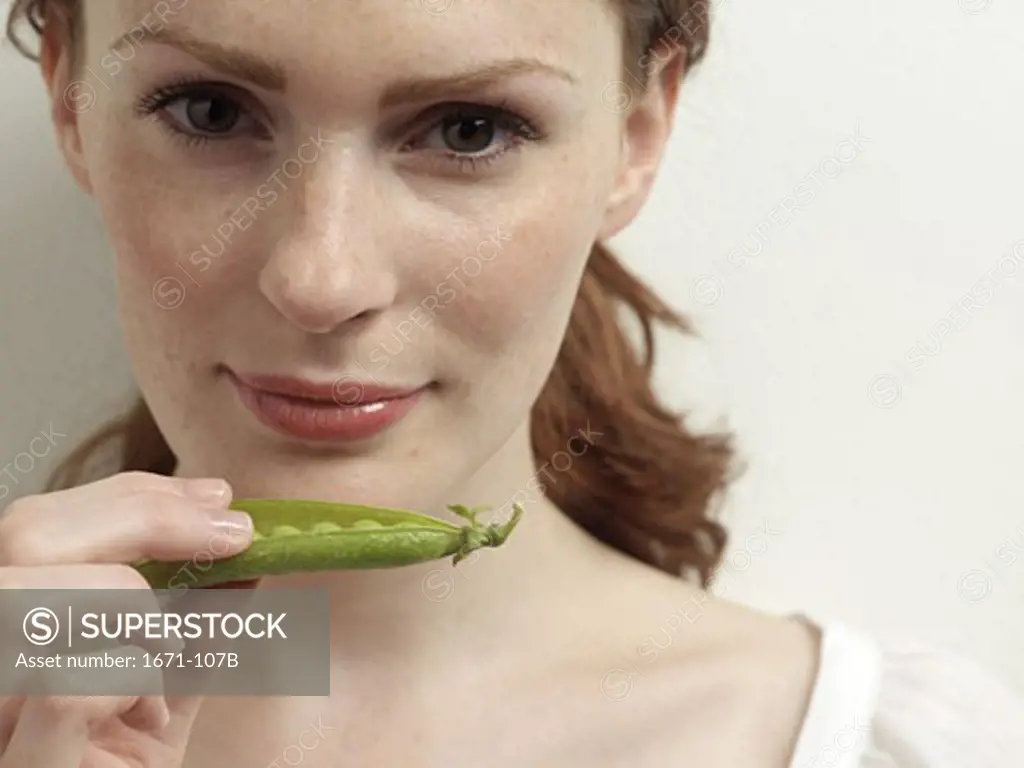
[133,500,524,590]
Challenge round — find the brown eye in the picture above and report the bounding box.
[440,115,497,154]
[169,92,244,135]
[182,94,242,134]
[136,79,271,146]
[404,102,541,171]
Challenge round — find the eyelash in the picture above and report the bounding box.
[132,76,545,171]
[133,75,266,147]
[412,100,543,173]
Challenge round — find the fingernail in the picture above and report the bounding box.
[204,507,253,535]
[183,478,231,503]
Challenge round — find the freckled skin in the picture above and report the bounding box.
[67,0,626,512]
[41,1,822,765]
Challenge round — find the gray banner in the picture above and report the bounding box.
[0,588,330,695]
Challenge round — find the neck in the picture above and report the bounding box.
[181,422,623,675]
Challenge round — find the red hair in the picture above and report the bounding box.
[6,0,736,585]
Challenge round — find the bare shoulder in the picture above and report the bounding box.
[594,581,823,767]
[685,593,823,687]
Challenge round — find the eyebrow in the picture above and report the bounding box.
[379,58,578,108]
[111,27,288,91]
[111,26,577,103]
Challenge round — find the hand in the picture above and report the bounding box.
[0,471,253,767]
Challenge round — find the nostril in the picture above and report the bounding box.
[350,309,374,324]
[258,250,397,334]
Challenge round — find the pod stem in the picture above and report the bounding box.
[450,503,524,566]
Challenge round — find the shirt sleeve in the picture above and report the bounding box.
[862,644,1024,767]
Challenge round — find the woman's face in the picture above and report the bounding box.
[50,0,666,508]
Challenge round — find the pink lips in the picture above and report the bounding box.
[226,370,425,442]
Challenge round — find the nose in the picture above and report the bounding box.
[259,148,397,334]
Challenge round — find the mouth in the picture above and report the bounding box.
[223,368,428,442]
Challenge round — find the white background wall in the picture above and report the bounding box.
[2,0,1023,691]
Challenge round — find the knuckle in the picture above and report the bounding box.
[130,491,199,540]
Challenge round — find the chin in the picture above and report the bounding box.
[179,425,464,513]
[166,377,489,512]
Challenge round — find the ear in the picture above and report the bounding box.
[597,47,687,240]
[39,14,93,195]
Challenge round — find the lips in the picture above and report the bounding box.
[234,373,419,405]
[225,369,426,442]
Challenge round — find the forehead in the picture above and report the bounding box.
[86,0,624,87]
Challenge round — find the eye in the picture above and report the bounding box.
[166,90,245,135]
[135,80,268,142]
[438,113,497,154]
[412,105,540,159]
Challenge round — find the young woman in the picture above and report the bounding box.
[2,0,1022,765]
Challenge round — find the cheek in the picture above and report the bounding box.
[459,223,585,343]
[434,158,612,357]
[425,183,602,373]
[84,123,252,346]
[79,135,210,389]
[84,115,247,288]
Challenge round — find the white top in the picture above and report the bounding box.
[790,622,1024,767]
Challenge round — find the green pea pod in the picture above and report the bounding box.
[133,500,524,590]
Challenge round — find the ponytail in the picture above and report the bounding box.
[530,243,734,583]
